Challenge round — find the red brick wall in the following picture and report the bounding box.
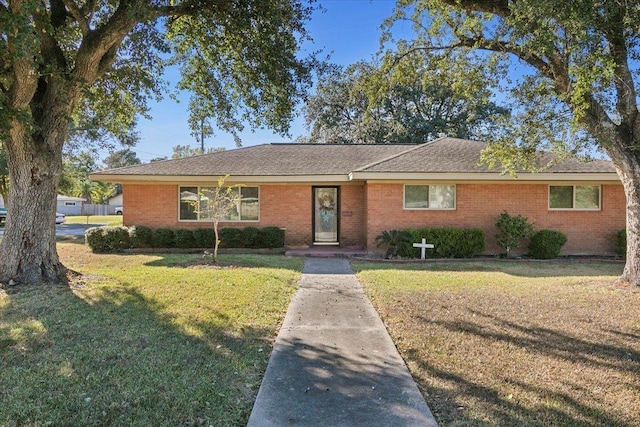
[123,182,625,254]
[339,184,366,248]
[122,183,366,248]
[365,183,625,255]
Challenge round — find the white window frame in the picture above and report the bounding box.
[178,185,260,222]
[403,184,456,210]
[548,185,601,211]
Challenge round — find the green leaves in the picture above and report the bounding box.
[303,57,508,144]
[167,0,315,142]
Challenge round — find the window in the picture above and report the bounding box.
[179,186,259,221]
[404,185,455,209]
[549,185,600,210]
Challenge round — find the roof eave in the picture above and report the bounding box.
[89,173,354,183]
[349,171,621,182]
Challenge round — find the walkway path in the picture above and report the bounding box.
[247,258,438,426]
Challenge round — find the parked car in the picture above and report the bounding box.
[115,206,123,215]
[0,208,64,224]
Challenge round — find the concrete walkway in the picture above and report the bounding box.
[247,258,438,426]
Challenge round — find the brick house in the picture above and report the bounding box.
[91,137,625,255]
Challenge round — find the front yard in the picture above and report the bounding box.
[2,245,639,426]
[0,243,302,426]
[353,261,640,426]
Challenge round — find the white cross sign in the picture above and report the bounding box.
[413,238,434,260]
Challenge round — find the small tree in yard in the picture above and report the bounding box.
[495,211,534,258]
[192,176,241,263]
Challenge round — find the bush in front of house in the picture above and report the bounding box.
[85,226,132,253]
[174,229,195,249]
[242,226,262,249]
[219,227,244,248]
[193,228,215,248]
[528,229,568,259]
[130,225,153,248]
[260,226,285,248]
[396,227,485,258]
[494,211,534,258]
[616,229,626,258]
[86,225,285,252]
[152,228,175,248]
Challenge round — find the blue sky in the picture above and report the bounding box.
[122,1,401,163]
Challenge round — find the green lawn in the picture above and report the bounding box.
[1,243,302,426]
[64,215,123,226]
[353,260,640,427]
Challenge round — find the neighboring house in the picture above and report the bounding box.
[57,194,86,216]
[107,193,123,207]
[90,137,625,255]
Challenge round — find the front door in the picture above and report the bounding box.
[313,187,339,245]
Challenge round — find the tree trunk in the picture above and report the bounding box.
[605,133,640,286]
[616,166,640,286]
[0,122,66,285]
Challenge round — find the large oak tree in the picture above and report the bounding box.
[386,0,640,284]
[303,60,508,144]
[0,0,315,285]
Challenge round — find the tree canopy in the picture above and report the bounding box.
[384,0,640,284]
[0,0,317,285]
[303,59,508,144]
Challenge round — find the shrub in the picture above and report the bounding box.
[396,227,485,258]
[494,211,534,257]
[375,230,411,258]
[616,229,626,258]
[528,229,567,259]
[130,225,153,248]
[261,226,285,248]
[242,226,261,249]
[85,226,132,253]
[152,228,175,248]
[193,228,215,248]
[174,229,196,249]
[219,227,245,248]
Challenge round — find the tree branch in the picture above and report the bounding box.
[441,0,511,17]
[61,0,90,35]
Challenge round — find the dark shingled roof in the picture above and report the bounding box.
[93,138,616,179]
[95,143,413,176]
[357,138,616,173]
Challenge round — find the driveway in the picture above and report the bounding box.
[0,223,95,238]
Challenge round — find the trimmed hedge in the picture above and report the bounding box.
[174,229,195,249]
[218,228,244,248]
[528,229,567,259]
[193,228,215,248]
[85,225,285,252]
[396,227,485,258]
[152,228,175,248]
[616,229,626,258]
[130,225,152,248]
[85,226,132,253]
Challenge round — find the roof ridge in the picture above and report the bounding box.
[352,139,440,172]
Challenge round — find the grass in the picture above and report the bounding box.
[64,215,123,226]
[352,260,640,427]
[0,242,303,426]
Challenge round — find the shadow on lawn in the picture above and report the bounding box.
[0,283,273,426]
[142,252,304,272]
[353,259,624,279]
[406,310,639,426]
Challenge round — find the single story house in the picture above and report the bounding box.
[91,137,625,255]
[57,194,86,216]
